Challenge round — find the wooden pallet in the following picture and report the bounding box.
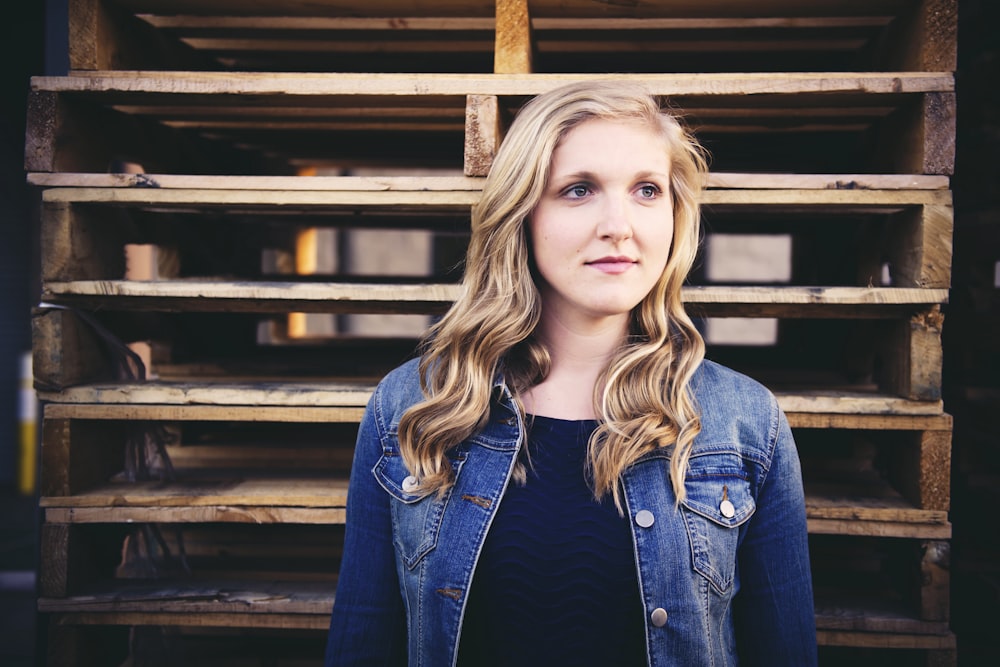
[30,1,959,664]
[25,71,956,175]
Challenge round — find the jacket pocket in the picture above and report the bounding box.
[680,453,755,594]
[373,447,463,570]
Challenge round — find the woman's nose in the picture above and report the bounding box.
[597,195,634,241]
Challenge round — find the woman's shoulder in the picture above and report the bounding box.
[369,357,425,418]
[690,358,783,453]
[691,358,775,404]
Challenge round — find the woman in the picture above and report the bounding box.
[325,81,817,666]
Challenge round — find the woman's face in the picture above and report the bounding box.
[529,118,674,330]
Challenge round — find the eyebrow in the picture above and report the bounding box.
[550,169,670,183]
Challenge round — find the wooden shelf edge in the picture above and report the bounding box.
[28,171,950,192]
[33,71,956,95]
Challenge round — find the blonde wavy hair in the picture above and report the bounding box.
[397,80,708,508]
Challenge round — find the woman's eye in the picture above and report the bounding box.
[638,184,660,199]
[564,184,591,198]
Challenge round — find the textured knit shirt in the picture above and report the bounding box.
[457,415,647,666]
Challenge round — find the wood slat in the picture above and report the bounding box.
[34,183,954,207]
[41,477,348,509]
[36,381,944,416]
[39,475,947,537]
[26,171,952,190]
[39,281,949,315]
[32,71,956,97]
[40,402,949,432]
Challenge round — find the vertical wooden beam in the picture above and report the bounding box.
[464,95,501,177]
[878,0,958,72]
[41,418,127,497]
[886,428,952,512]
[874,92,956,176]
[39,524,128,598]
[41,199,130,282]
[32,308,113,391]
[917,540,950,622]
[880,306,944,401]
[69,0,210,71]
[494,0,533,74]
[888,204,954,289]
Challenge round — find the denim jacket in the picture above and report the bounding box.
[325,358,817,666]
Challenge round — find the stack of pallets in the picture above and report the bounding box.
[27,1,958,664]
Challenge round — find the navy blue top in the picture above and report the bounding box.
[457,416,647,666]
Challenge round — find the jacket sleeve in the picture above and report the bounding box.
[733,398,818,666]
[325,386,408,666]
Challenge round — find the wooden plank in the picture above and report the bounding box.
[787,413,951,430]
[86,0,915,19]
[39,382,375,407]
[41,404,949,429]
[45,507,345,524]
[774,391,941,416]
[463,95,501,177]
[39,580,335,616]
[27,171,952,190]
[47,611,330,630]
[45,404,367,422]
[39,281,950,314]
[816,631,955,649]
[35,184,953,206]
[807,518,949,538]
[815,601,952,636]
[38,381,944,417]
[494,0,533,74]
[40,477,349,508]
[31,71,955,97]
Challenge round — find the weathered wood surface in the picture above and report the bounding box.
[41,477,349,509]
[71,0,956,75]
[30,71,956,97]
[37,381,945,416]
[463,95,501,177]
[45,403,368,422]
[38,475,946,537]
[27,171,952,190]
[39,281,949,313]
[494,0,532,74]
[35,183,954,206]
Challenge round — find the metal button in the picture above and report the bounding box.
[720,499,736,518]
[634,510,655,528]
[402,475,419,493]
[650,608,668,627]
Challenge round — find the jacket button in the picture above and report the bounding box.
[720,499,736,518]
[634,510,655,528]
[402,475,419,493]
[650,608,668,627]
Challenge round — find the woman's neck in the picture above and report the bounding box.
[521,312,628,420]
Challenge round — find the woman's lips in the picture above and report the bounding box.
[587,256,636,274]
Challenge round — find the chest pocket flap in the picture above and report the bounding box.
[373,448,462,570]
[679,453,756,593]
